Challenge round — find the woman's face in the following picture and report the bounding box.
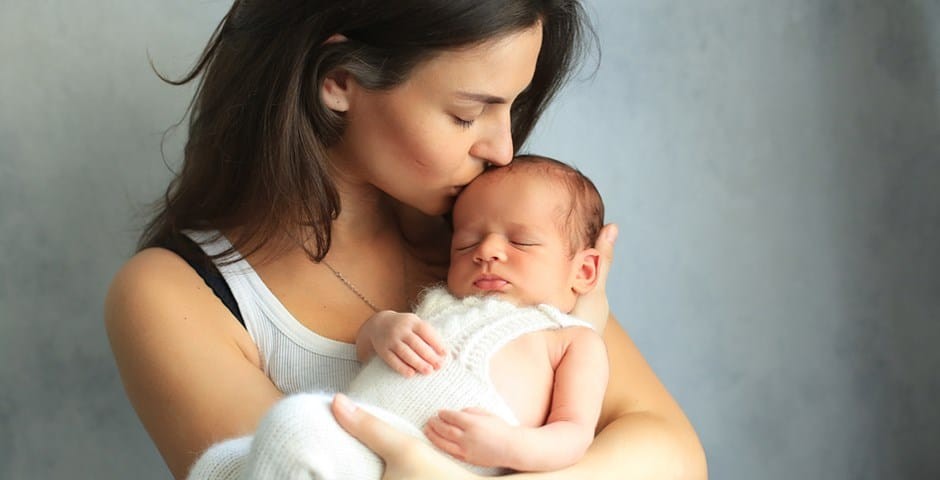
[329,24,543,215]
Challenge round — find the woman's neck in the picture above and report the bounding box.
[326,159,401,250]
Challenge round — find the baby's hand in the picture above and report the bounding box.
[357,311,447,377]
[424,408,514,468]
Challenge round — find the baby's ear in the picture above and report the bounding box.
[571,248,601,295]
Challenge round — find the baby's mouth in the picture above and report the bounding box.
[473,275,509,291]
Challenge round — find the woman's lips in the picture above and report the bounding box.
[473,275,509,291]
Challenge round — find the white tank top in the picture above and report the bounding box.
[184,230,361,394]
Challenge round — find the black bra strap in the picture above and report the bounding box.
[156,233,245,327]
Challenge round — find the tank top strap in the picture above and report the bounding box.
[158,230,244,326]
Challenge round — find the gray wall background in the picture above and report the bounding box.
[2,1,938,479]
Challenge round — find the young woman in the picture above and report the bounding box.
[104,1,707,479]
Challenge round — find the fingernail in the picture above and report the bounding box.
[604,224,619,243]
[335,394,357,414]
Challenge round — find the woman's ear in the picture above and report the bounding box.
[320,34,352,112]
[321,68,352,113]
[571,248,600,295]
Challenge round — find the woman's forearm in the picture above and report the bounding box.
[509,411,707,480]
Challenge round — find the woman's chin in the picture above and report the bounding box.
[416,197,457,217]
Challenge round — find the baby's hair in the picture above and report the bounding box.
[490,154,604,254]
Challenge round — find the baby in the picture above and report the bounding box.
[188,155,609,479]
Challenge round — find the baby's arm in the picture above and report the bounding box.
[425,327,609,471]
[356,310,447,376]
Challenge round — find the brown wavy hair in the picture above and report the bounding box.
[139,0,596,263]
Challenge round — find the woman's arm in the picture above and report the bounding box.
[516,316,707,479]
[104,248,283,479]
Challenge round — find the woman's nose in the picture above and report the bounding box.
[473,235,508,263]
[470,109,513,167]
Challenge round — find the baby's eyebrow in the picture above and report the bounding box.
[507,222,541,233]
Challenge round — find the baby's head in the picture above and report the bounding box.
[447,155,605,313]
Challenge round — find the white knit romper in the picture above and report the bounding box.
[233,287,594,479]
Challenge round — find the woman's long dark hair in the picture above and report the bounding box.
[140,0,596,263]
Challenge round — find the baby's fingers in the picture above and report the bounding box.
[414,321,447,356]
[436,409,475,429]
[379,349,417,377]
[424,417,466,459]
[391,343,435,375]
[403,335,444,371]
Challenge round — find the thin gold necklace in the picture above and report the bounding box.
[320,245,408,313]
[321,260,381,313]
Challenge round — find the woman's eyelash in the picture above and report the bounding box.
[453,116,475,128]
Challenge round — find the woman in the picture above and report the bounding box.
[105,1,707,478]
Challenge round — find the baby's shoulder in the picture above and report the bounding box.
[543,324,605,361]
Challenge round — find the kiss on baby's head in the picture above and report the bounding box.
[447,154,605,312]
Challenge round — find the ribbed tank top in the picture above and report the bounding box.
[184,230,361,394]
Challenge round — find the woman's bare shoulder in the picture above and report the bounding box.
[105,248,236,331]
[105,246,265,376]
[104,248,280,478]
[108,247,196,294]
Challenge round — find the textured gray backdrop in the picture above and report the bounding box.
[2,1,938,479]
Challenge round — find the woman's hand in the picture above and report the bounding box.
[332,394,483,480]
[571,223,618,332]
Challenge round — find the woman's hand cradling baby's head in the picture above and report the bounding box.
[571,223,618,332]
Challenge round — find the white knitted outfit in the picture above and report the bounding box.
[189,285,592,480]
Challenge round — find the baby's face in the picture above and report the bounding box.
[447,170,581,311]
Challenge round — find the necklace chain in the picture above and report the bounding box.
[321,260,381,313]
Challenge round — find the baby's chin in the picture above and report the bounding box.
[475,290,525,306]
[449,284,525,306]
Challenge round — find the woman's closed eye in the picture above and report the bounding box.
[451,105,486,129]
[452,116,475,129]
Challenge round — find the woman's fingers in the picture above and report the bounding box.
[333,394,482,480]
[571,223,617,330]
[594,223,618,286]
[331,394,408,458]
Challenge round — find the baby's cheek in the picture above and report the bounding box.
[445,264,466,295]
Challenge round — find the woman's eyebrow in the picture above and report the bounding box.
[455,91,507,104]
